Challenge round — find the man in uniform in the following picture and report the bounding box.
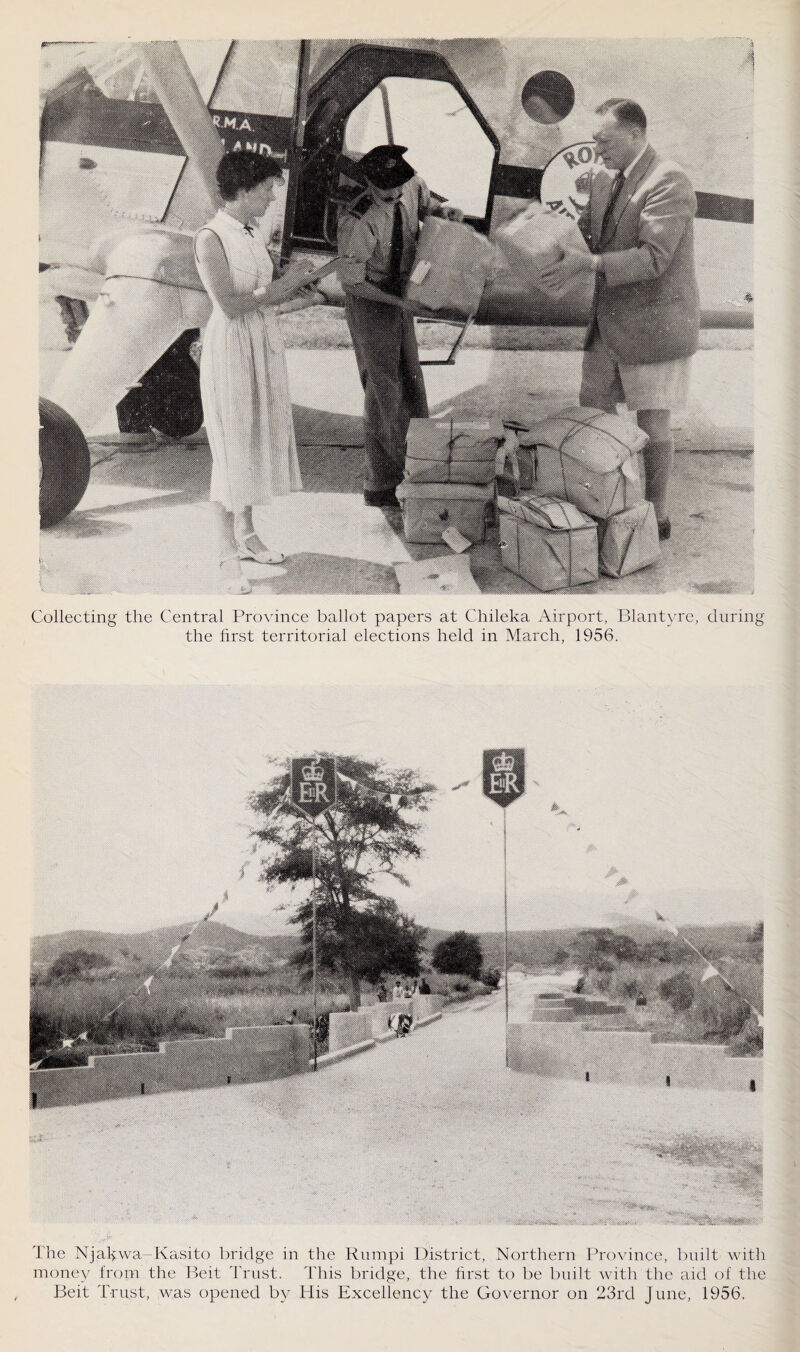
[540,99,700,540]
[335,144,462,507]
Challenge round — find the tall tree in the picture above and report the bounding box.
[432,930,484,980]
[249,755,434,1008]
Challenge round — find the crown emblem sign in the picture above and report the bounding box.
[302,761,325,783]
[492,752,514,773]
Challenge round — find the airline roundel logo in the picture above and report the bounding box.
[483,748,526,809]
[540,141,600,221]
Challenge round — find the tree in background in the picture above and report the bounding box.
[47,949,112,983]
[570,927,642,972]
[249,755,434,1009]
[432,930,484,980]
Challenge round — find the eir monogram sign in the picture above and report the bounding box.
[482,748,526,809]
[290,757,338,818]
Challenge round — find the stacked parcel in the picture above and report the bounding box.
[498,407,660,581]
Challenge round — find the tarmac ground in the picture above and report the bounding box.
[40,347,753,596]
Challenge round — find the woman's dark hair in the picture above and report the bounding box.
[216,150,284,201]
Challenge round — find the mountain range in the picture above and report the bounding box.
[31,918,757,978]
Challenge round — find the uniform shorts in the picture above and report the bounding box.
[580,329,692,412]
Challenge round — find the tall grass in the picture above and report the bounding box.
[583,953,763,1055]
[30,962,489,1067]
[30,972,349,1067]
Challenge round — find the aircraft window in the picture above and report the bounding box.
[521,71,575,124]
[343,77,495,220]
[83,50,160,103]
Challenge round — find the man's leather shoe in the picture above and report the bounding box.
[364,488,400,508]
[658,518,672,541]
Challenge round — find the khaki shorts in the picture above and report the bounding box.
[580,330,691,412]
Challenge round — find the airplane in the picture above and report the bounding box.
[38,38,754,526]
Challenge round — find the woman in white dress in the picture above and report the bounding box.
[194,151,316,594]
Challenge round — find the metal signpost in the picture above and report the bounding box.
[289,756,337,1070]
[482,748,526,1067]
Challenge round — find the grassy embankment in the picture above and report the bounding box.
[577,951,763,1056]
[30,967,485,1068]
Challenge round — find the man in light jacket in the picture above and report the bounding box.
[540,99,700,540]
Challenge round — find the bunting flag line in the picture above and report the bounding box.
[31,786,305,1068]
[529,778,764,1027]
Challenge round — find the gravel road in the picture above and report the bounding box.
[30,977,761,1225]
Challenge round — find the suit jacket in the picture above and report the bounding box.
[579,145,700,365]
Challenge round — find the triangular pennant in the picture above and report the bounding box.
[30,1060,43,1071]
[655,912,679,936]
[585,844,598,855]
[556,809,568,818]
[77,1032,89,1042]
[700,964,718,983]
[756,1013,764,1028]
[450,778,471,792]
[210,900,220,916]
[551,802,560,813]
[61,1038,75,1049]
[142,975,154,994]
[615,876,629,887]
[605,867,618,880]
[624,889,639,904]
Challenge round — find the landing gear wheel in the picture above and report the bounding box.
[38,397,91,528]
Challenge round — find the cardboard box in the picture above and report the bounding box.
[404,217,498,318]
[498,495,598,591]
[599,501,661,577]
[405,418,505,485]
[396,481,494,544]
[516,407,648,519]
[495,204,590,299]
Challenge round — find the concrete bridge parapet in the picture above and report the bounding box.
[30,1023,310,1109]
[508,1019,761,1091]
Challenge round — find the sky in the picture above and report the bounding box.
[33,684,763,937]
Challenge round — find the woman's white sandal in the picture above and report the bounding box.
[237,533,285,566]
[219,554,251,595]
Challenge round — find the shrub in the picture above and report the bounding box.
[481,968,501,989]
[47,949,113,982]
[659,970,696,1012]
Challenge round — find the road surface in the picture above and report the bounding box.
[30,976,761,1225]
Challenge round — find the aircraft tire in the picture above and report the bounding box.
[38,397,91,528]
[146,368,204,440]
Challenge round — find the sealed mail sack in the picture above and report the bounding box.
[498,494,598,591]
[598,500,660,578]
[495,204,590,298]
[404,217,498,317]
[517,407,648,519]
[404,418,506,485]
[396,481,494,544]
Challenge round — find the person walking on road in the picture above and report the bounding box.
[539,99,700,541]
[335,144,463,507]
